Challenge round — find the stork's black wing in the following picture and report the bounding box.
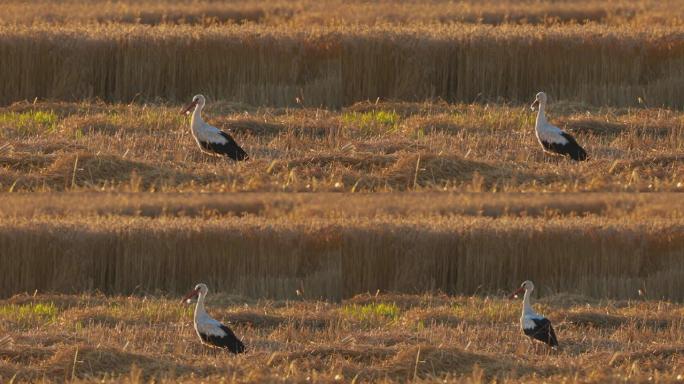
[540,132,587,161]
[199,324,246,354]
[200,131,249,161]
[545,132,587,161]
[525,318,559,347]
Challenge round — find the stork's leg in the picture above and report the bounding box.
[531,338,542,354]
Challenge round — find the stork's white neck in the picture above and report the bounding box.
[522,288,535,315]
[194,291,208,321]
[535,102,548,128]
[191,102,205,128]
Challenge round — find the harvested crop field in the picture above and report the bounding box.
[0,101,682,193]
[0,292,682,382]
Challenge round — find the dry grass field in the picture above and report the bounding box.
[0,193,682,301]
[0,0,683,107]
[2,0,683,27]
[0,100,682,193]
[1,23,683,108]
[0,292,683,383]
[1,0,683,382]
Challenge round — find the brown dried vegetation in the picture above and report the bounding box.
[0,293,682,383]
[0,193,682,301]
[0,101,682,193]
[0,0,683,107]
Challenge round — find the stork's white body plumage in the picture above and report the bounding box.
[183,283,245,354]
[531,92,587,161]
[181,95,249,161]
[193,300,228,337]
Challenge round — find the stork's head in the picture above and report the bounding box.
[180,94,206,115]
[181,283,209,303]
[530,92,547,111]
[509,280,534,299]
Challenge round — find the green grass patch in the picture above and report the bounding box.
[342,302,400,324]
[0,302,59,328]
[0,110,59,136]
[342,110,400,135]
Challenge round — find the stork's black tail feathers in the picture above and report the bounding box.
[200,325,246,354]
[527,318,559,347]
[219,325,246,353]
[210,131,249,161]
[560,133,587,161]
[548,324,559,347]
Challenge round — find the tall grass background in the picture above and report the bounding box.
[0,24,683,108]
[0,194,682,301]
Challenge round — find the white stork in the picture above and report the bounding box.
[510,280,559,348]
[180,94,249,161]
[182,283,246,354]
[531,92,587,161]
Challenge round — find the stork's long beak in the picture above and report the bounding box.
[530,99,539,111]
[181,288,199,303]
[509,287,525,299]
[180,100,198,115]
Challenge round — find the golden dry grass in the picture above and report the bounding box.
[0,100,681,192]
[0,22,683,107]
[2,0,683,27]
[0,193,682,301]
[1,1,683,108]
[0,292,682,382]
[1,192,681,219]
